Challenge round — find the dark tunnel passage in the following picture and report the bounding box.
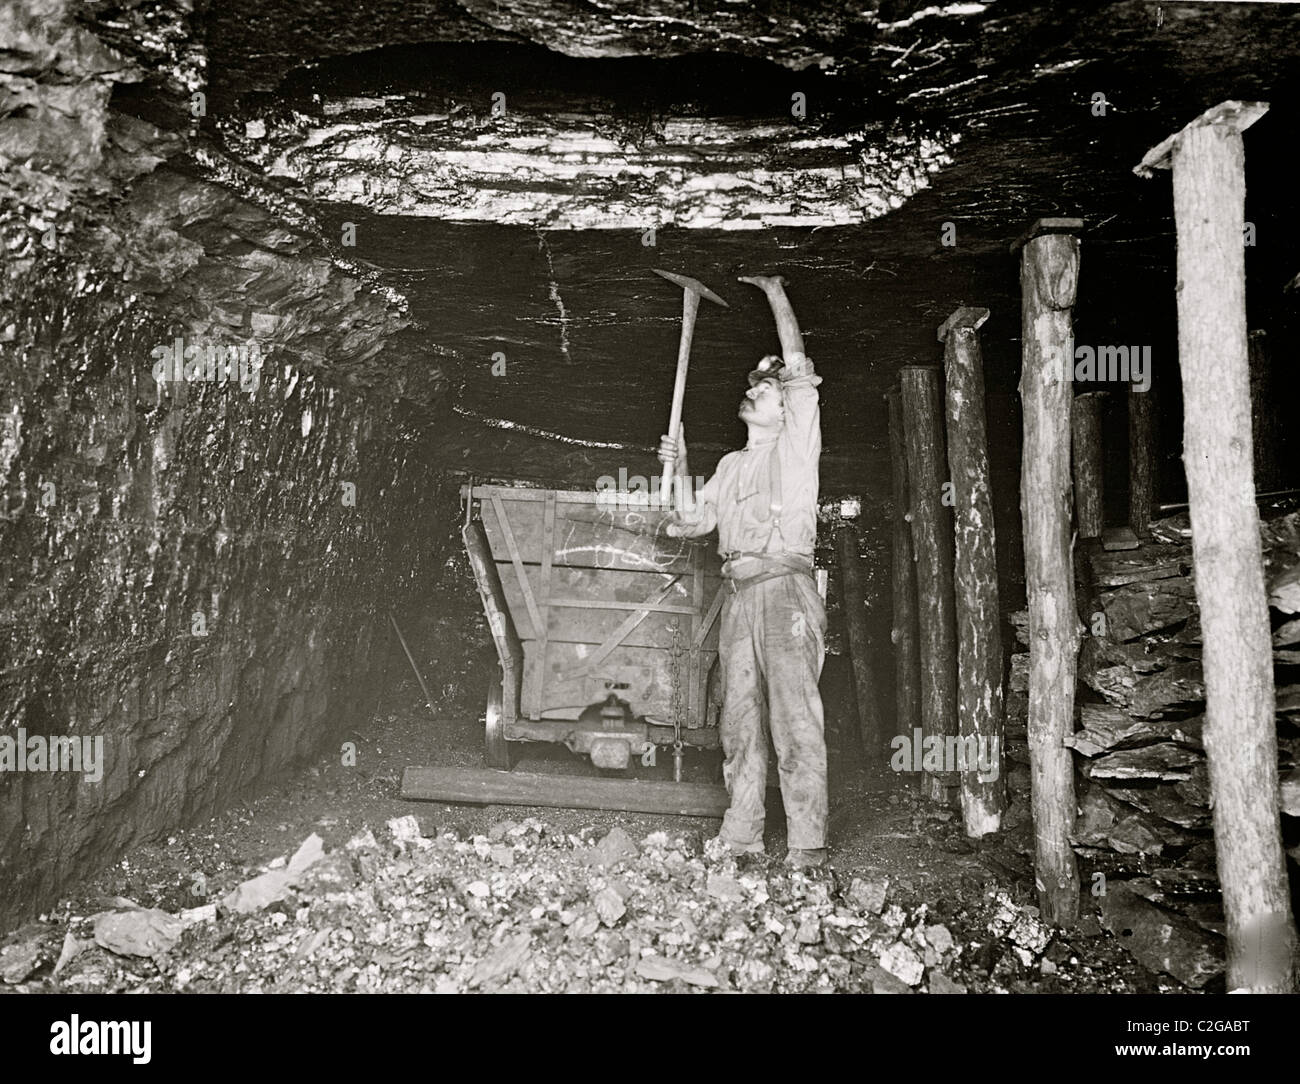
[3,0,1300,1002]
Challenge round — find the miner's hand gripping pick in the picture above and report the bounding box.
[657,274,828,870]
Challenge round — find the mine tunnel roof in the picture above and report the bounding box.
[99,0,1300,489]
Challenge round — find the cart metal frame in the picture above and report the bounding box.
[462,483,725,769]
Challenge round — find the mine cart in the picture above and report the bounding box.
[461,483,725,776]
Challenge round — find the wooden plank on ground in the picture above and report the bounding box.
[401,766,761,818]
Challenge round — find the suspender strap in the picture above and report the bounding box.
[722,444,803,581]
[766,442,785,552]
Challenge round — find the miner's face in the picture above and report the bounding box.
[739,376,784,426]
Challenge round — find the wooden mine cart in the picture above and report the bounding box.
[461,483,725,773]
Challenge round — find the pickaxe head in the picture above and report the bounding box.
[651,268,729,307]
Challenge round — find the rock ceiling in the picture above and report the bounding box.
[185,2,1300,237]
[74,0,1300,492]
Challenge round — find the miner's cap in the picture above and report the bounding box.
[747,355,785,387]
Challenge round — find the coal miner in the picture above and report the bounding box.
[658,274,828,869]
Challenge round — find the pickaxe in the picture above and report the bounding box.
[652,268,728,505]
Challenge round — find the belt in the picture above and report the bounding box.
[722,553,814,594]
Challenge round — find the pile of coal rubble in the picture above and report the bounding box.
[3,817,1151,993]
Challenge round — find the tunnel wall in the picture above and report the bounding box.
[0,0,463,931]
[0,236,454,929]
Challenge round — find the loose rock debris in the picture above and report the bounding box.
[2,814,1192,993]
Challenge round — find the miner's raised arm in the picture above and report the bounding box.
[739,274,821,462]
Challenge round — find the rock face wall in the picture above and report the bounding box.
[0,0,453,930]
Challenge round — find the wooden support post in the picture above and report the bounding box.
[1128,382,1155,537]
[836,524,883,760]
[1248,330,1282,493]
[1069,397,1106,628]
[899,365,957,803]
[886,388,922,760]
[1013,216,1083,923]
[1071,391,1106,540]
[939,306,1005,836]
[1137,100,1296,992]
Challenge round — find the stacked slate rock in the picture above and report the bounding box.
[1004,506,1300,984]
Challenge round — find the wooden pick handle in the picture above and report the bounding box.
[661,289,700,506]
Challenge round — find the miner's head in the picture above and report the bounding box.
[739,357,785,431]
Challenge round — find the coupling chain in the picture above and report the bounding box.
[669,623,685,754]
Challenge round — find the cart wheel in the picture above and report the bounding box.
[485,679,510,769]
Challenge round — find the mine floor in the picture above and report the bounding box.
[1,663,1183,993]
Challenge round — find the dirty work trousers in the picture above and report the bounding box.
[717,571,828,851]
